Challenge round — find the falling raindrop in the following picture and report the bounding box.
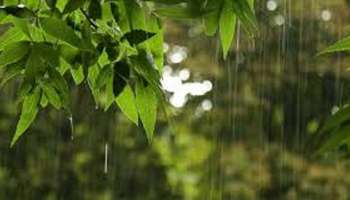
[68,115,74,141]
[104,143,109,174]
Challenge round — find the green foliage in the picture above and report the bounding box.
[10,86,41,147]
[0,41,29,67]
[0,0,257,146]
[318,28,350,154]
[136,80,158,142]
[319,35,350,55]
[316,106,350,155]
[116,85,139,125]
[220,0,237,59]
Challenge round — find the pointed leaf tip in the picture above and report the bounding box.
[135,81,157,142]
[10,87,41,147]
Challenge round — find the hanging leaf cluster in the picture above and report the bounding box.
[0,0,257,146]
[317,23,350,154]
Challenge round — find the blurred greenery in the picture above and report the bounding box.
[3,0,350,199]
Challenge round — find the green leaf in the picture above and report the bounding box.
[113,61,129,97]
[45,0,57,9]
[25,46,46,78]
[116,85,138,125]
[3,0,17,6]
[122,29,156,46]
[17,79,33,100]
[232,0,258,35]
[320,106,350,133]
[0,6,36,19]
[110,2,120,22]
[104,70,115,111]
[95,64,112,90]
[203,0,222,36]
[146,14,164,71]
[130,50,161,90]
[40,93,49,108]
[319,36,350,55]
[0,41,29,67]
[317,124,350,155]
[219,0,236,59]
[40,17,84,48]
[11,86,41,147]
[6,17,32,39]
[155,6,202,19]
[34,42,60,67]
[142,0,186,4]
[0,26,26,50]
[48,68,70,110]
[63,0,86,14]
[0,58,25,87]
[87,64,100,103]
[70,65,85,85]
[124,0,146,30]
[136,80,157,142]
[39,80,62,109]
[88,0,102,20]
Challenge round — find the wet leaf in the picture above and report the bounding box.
[39,80,62,109]
[142,0,186,4]
[0,41,29,67]
[70,65,85,85]
[317,124,350,155]
[40,17,84,48]
[0,27,26,51]
[110,2,120,22]
[219,0,236,59]
[116,85,138,125]
[320,106,350,133]
[45,0,57,9]
[122,30,156,45]
[48,68,70,110]
[155,6,201,19]
[203,0,222,36]
[136,80,157,142]
[11,86,41,147]
[319,35,350,55]
[88,0,102,20]
[0,59,25,87]
[0,6,35,19]
[96,64,112,90]
[232,0,258,36]
[24,47,46,78]
[113,61,129,97]
[63,0,86,14]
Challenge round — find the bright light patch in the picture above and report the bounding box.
[274,15,285,26]
[331,106,340,115]
[267,0,277,11]
[179,69,190,81]
[170,93,188,108]
[201,100,213,111]
[167,46,188,64]
[161,66,213,108]
[321,10,332,21]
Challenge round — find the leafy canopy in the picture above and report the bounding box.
[0,0,257,146]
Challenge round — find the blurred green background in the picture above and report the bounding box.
[2,0,350,199]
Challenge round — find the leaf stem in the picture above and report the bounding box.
[80,8,99,29]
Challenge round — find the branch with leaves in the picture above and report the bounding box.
[0,0,257,146]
